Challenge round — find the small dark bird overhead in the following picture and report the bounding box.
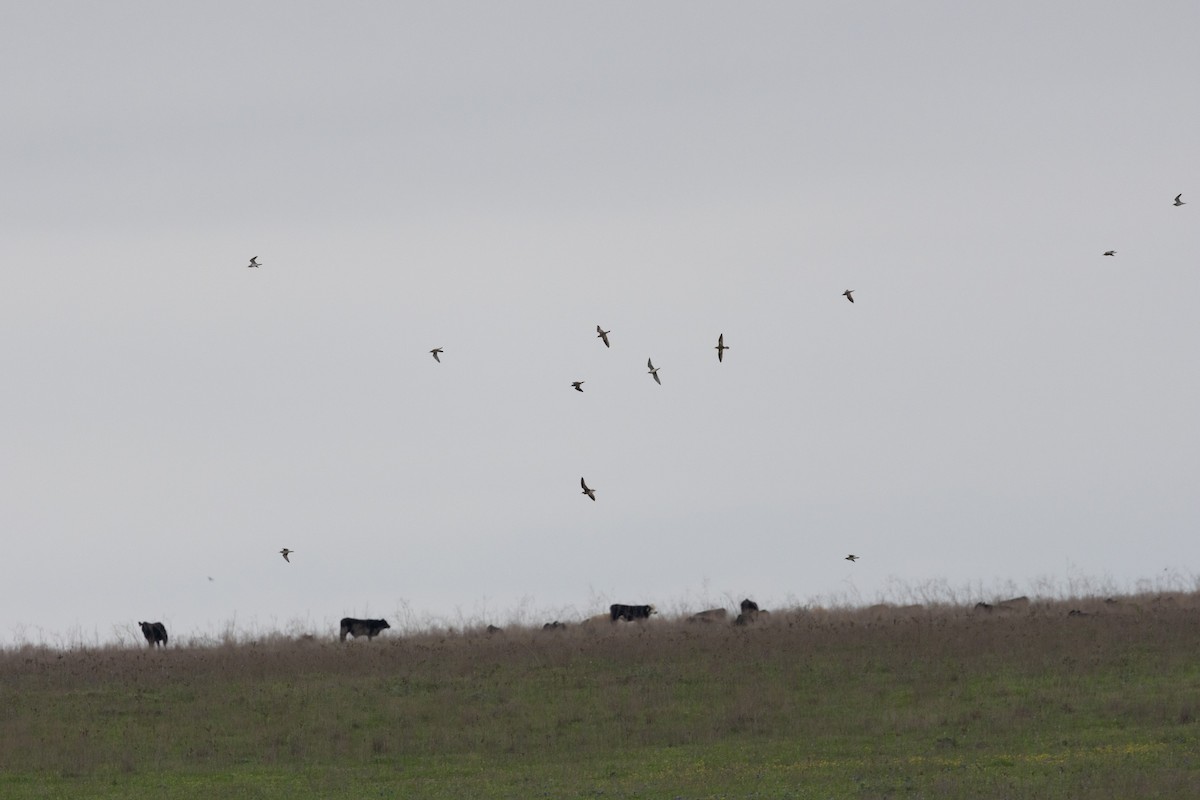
[845,554,859,562]
[1103,251,1116,256]
[580,477,596,501]
[247,256,261,268]
[842,289,855,303]
[715,333,729,362]
[596,326,611,348]
[430,348,443,363]
[279,548,294,563]
[647,358,662,385]
[571,381,584,392]
[1174,193,1185,206]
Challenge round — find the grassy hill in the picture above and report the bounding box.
[2,594,1199,798]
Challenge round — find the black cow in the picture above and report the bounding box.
[610,603,657,622]
[740,598,759,614]
[138,621,168,648]
[339,617,391,641]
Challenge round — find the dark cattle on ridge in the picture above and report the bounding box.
[610,603,656,622]
[339,617,391,641]
[138,621,168,648]
[740,598,759,614]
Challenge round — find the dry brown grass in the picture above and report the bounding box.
[2,590,1199,797]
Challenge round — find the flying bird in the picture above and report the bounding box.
[845,554,859,562]
[247,256,261,268]
[430,348,443,363]
[647,358,662,385]
[1174,193,1186,206]
[571,381,584,392]
[1103,251,1116,256]
[842,289,855,303]
[596,326,611,348]
[715,333,729,362]
[279,548,294,563]
[580,477,596,501]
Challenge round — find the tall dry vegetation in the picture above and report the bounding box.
[1,592,1199,796]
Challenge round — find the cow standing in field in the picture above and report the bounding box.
[339,617,391,641]
[735,599,769,625]
[610,604,656,622]
[138,621,168,648]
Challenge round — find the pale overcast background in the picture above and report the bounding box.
[3,3,1197,646]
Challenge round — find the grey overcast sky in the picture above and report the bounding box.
[3,3,1198,645]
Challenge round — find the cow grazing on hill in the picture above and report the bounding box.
[542,621,567,631]
[975,597,1030,615]
[339,617,391,641]
[688,608,728,623]
[138,621,168,648]
[610,604,656,622]
[996,596,1030,613]
[736,599,767,625]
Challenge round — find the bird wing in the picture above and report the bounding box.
[653,372,661,385]
[581,477,589,491]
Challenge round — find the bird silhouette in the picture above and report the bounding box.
[571,381,584,392]
[280,548,294,563]
[1103,251,1116,256]
[1174,193,1186,207]
[580,477,596,501]
[715,333,729,362]
[843,289,855,303]
[845,554,859,562]
[596,326,611,348]
[430,348,443,363]
[247,256,261,268]
[647,358,662,385]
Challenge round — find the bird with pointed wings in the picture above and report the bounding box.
[715,333,729,362]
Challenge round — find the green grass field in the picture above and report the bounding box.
[3,595,1199,798]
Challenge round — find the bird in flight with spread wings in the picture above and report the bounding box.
[647,358,662,385]
[715,333,729,362]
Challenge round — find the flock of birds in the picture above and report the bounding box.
[251,189,1188,571]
